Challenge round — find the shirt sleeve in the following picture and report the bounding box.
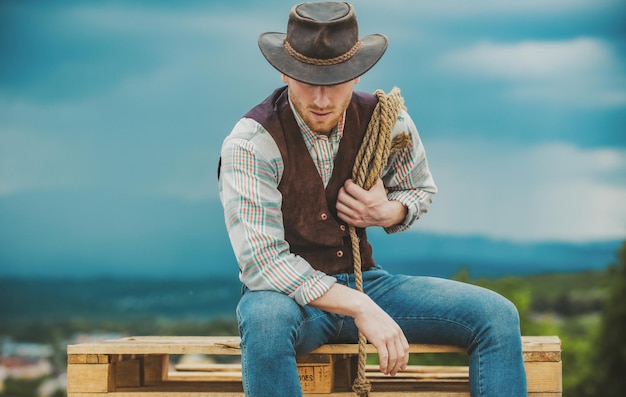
[218,118,336,306]
[382,109,438,233]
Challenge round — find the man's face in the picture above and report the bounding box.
[282,74,358,135]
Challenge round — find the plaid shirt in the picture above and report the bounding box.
[219,95,437,306]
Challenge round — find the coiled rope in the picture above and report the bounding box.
[350,87,406,396]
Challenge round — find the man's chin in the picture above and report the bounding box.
[307,121,336,135]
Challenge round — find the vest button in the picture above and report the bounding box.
[339,225,346,231]
[336,250,344,257]
[320,213,328,221]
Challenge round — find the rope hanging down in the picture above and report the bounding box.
[349,87,406,396]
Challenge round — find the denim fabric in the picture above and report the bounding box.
[236,266,527,396]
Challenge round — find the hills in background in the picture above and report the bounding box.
[368,228,621,278]
[1,192,621,280]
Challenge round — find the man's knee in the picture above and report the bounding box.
[495,293,521,326]
[481,291,522,340]
[237,290,302,332]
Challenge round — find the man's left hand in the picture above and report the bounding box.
[336,179,406,228]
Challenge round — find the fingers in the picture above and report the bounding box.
[349,291,410,377]
[386,336,409,376]
[393,336,410,375]
[377,345,390,375]
[336,186,365,227]
[376,331,410,376]
[337,179,385,228]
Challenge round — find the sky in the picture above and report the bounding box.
[0,0,625,276]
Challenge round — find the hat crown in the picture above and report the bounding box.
[286,2,358,61]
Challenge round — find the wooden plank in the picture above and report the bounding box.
[168,370,243,381]
[114,358,141,388]
[312,343,465,355]
[144,354,169,385]
[298,363,334,393]
[367,365,468,381]
[175,363,241,373]
[68,354,110,364]
[522,336,562,362]
[525,361,562,393]
[67,335,560,356]
[67,363,113,393]
[67,336,243,356]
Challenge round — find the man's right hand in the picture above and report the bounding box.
[309,283,410,376]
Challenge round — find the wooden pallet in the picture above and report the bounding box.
[67,335,562,396]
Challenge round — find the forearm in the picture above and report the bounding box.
[308,283,372,317]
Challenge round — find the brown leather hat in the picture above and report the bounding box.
[258,2,388,86]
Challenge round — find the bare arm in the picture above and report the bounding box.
[308,283,409,376]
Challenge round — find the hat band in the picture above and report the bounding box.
[284,39,362,66]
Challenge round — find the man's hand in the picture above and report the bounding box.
[309,284,410,376]
[337,179,406,228]
[352,300,410,376]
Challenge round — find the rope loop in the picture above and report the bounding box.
[350,87,405,397]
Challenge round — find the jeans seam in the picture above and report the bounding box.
[476,334,484,397]
[393,316,479,339]
[238,325,250,395]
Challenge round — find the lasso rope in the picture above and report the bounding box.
[350,87,406,396]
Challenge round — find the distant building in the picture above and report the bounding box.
[1,338,53,360]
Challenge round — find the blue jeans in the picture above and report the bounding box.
[236,266,527,396]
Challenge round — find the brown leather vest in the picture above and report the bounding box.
[244,86,378,275]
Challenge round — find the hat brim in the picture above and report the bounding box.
[258,32,388,86]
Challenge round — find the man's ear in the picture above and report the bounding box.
[281,73,289,83]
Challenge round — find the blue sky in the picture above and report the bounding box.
[1,1,625,276]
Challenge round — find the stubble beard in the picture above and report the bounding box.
[292,95,351,136]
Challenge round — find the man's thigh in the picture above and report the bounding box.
[237,288,343,354]
[362,271,515,346]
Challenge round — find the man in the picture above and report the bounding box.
[218,2,527,396]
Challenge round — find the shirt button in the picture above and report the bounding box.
[320,213,328,221]
[336,250,344,257]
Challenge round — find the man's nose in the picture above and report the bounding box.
[312,86,331,108]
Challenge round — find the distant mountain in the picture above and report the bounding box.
[367,228,622,278]
[0,192,621,279]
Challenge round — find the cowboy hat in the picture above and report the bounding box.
[258,2,388,86]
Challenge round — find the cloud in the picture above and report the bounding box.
[0,126,89,195]
[438,38,626,107]
[0,2,271,199]
[416,140,626,242]
[440,38,607,79]
[357,0,622,16]
[0,1,276,103]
